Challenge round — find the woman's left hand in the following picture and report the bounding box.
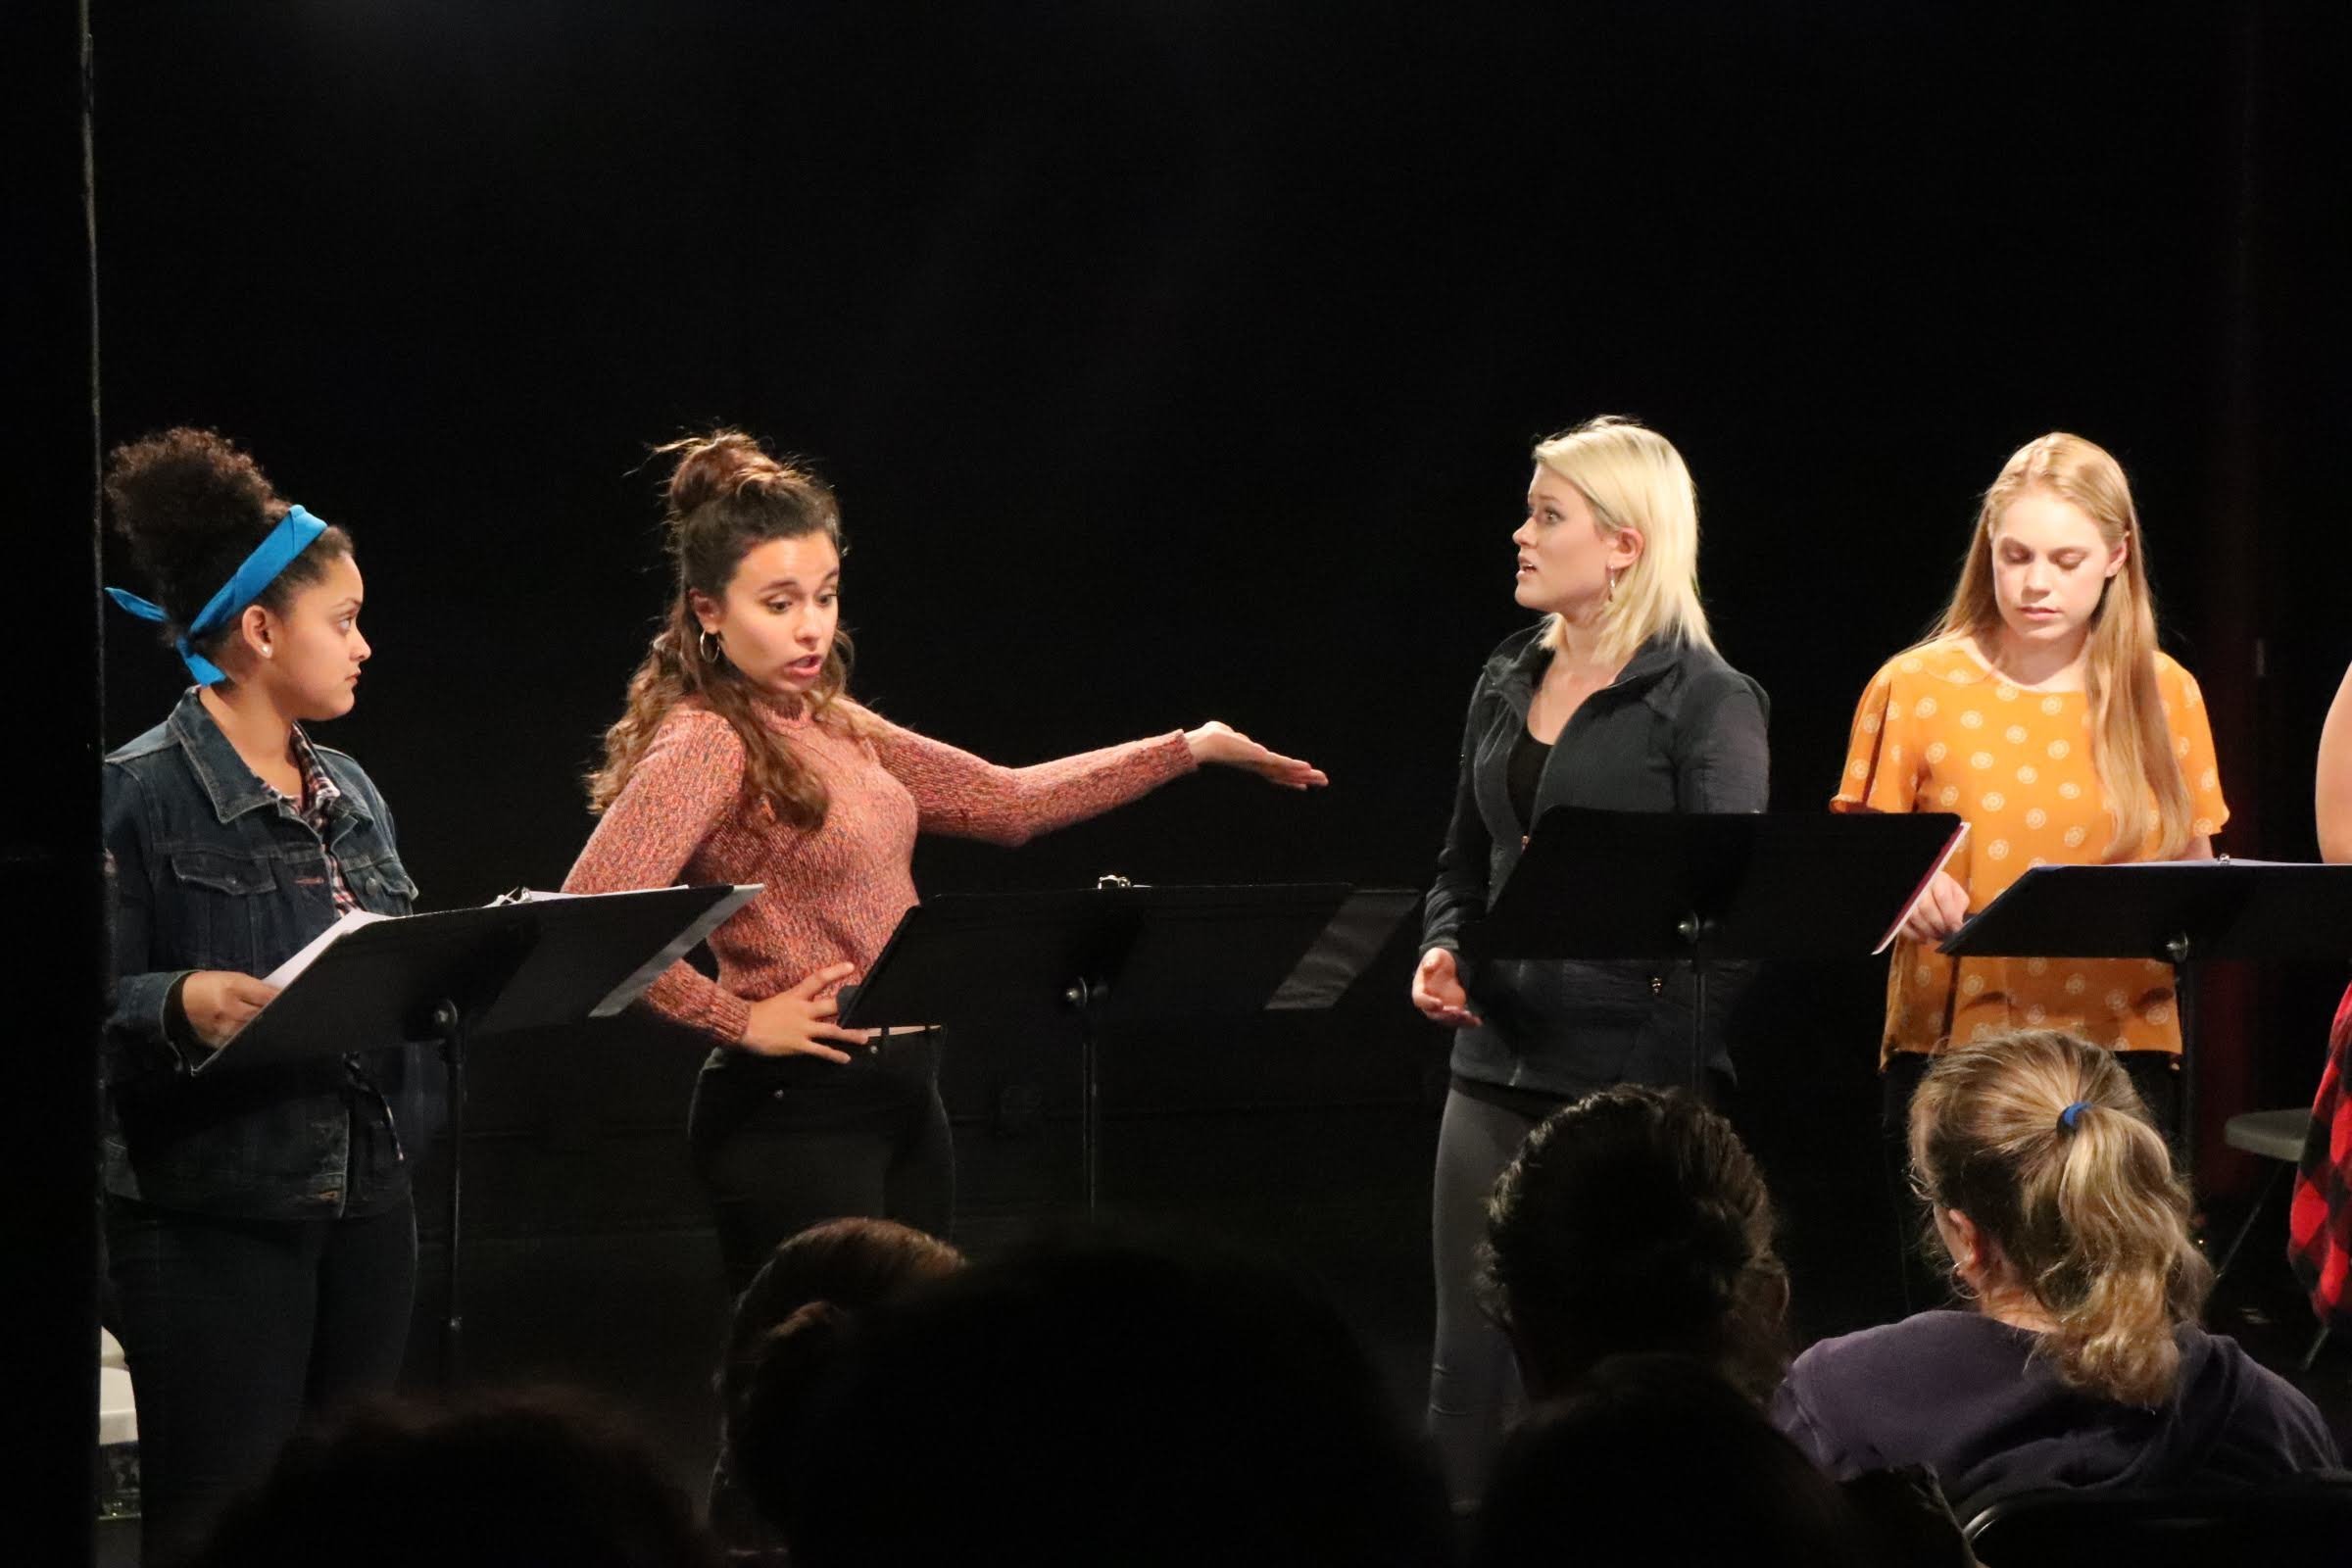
[1185,721,1330,789]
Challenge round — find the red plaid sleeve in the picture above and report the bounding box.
[2288,982,2352,1327]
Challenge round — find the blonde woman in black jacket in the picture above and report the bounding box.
[1411,416,1768,1508]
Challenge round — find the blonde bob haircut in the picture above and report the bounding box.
[1923,432,2192,860]
[1532,416,1715,667]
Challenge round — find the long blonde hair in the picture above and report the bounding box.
[1910,1030,2211,1407]
[587,431,861,829]
[1532,416,1715,667]
[1928,432,2192,859]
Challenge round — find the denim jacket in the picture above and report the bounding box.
[103,689,436,1219]
[1421,627,1770,1099]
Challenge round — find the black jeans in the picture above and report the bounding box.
[105,1193,416,1562]
[689,1030,954,1295]
[1880,1049,2182,1309]
[1427,1089,1542,1512]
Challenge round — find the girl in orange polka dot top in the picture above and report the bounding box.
[1834,432,2227,1138]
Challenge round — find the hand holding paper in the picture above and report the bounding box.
[1874,821,1972,955]
[181,969,281,1048]
[1900,871,1974,948]
[263,909,388,989]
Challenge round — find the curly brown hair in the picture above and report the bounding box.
[104,428,354,672]
[1478,1086,1790,1403]
[587,431,859,829]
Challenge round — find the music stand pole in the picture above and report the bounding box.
[429,998,468,1383]
[2166,930,2197,1175]
[1062,975,1111,1217]
[841,883,1382,1223]
[1678,915,1714,1095]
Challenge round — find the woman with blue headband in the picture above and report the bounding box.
[99,428,430,1561]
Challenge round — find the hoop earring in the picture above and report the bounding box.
[696,629,724,665]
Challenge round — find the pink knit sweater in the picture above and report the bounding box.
[563,698,1198,1044]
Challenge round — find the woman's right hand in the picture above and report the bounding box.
[740,962,876,1063]
[1183,721,1330,789]
[1410,947,1483,1029]
[179,970,281,1049]
[1900,870,1973,947]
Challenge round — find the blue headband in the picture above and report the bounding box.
[107,505,330,685]
[2058,1101,2091,1131]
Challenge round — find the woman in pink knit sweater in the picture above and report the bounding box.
[565,431,1325,1287]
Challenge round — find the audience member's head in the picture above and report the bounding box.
[721,1218,963,1544]
[184,1387,717,1568]
[721,1217,963,1425]
[769,1225,1451,1567]
[1471,1353,1870,1568]
[1910,1027,2211,1405]
[1479,1085,1789,1400]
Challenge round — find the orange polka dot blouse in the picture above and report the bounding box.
[1833,639,2229,1064]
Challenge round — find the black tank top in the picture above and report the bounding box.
[1507,724,1551,830]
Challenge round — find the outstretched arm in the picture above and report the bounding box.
[867,712,1324,847]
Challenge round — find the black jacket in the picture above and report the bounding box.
[1421,625,1769,1099]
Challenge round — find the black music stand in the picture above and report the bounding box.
[839,881,1410,1214]
[1464,808,1965,1090]
[207,883,753,1380]
[1942,859,2352,1175]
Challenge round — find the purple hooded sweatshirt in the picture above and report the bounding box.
[1771,1310,2340,1520]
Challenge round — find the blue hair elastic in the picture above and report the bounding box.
[106,505,329,685]
[2058,1101,2091,1132]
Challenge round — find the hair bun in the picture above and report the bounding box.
[105,427,279,543]
[104,428,284,622]
[663,429,783,517]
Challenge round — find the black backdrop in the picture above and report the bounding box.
[82,1,2352,1272]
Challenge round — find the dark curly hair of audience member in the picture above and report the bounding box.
[1478,1085,1789,1401]
[182,1387,719,1568]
